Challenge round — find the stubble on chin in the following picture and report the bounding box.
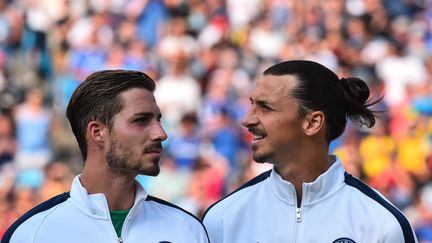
[251,147,268,163]
[252,149,277,164]
[252,153,267,164]
[107,155,161,176]
[139,160,160,176]
[106,141,161,176]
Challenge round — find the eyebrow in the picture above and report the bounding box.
[250,97,273,107]
[133,112,162,119]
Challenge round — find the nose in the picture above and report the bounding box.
[151,122,168,142]
[241,108,258,128]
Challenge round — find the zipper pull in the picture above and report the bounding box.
[296,208,301,223]
[118,237,123,243]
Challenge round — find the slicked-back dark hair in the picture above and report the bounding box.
[263,60,380,142]
[66,70,156,161]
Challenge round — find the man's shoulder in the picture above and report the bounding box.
[343,173,417,243]
[203,169,271,221]
[144,195,207,231]
[2,192,70,243]
[144,195,201,223]
[143,195,210,242]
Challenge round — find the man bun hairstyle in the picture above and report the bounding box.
[263,60,381,142]
[339,77,379,128]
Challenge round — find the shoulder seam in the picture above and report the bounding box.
[344,172,416,243]
[202,169,272,219]
[33,203,63,242]
[1,192,70,243]
[145,195,210,243]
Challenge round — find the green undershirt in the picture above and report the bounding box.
[110,208,131,237]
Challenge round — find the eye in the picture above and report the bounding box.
[261,104,272,110]
[134,117,151,125]
[157,115,162,123]
[257,102,273,111]
[249,98,274,111]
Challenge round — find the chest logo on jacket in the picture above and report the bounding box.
[333,237,356,243]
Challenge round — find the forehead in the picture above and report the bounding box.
[251,74,297,102]
[118,88,159,114]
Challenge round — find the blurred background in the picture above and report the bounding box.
[0,0,431,240]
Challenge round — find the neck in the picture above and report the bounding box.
[80,157,137,211]
[273,145,331,206]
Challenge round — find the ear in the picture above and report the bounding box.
[302,111,324,136]
[86,121,108,145]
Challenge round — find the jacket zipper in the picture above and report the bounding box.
[293,184,304,243]
[119,198,142,243]
[296,207,302,222]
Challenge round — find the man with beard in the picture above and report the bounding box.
[2,70,209,243]
[202,60,417,243]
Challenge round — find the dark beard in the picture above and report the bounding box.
[106,139,160,176]
[252,152,269,164]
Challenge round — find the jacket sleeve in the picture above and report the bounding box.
[2,217,40,243]
[380,216,418,243]
[195,223,211,243]
[202,210,222,243]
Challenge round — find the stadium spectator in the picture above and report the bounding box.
[0,0,431,240]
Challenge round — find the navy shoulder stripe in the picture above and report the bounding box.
[344,173,415,243]
[1,192,70,243]
[202,169,272,219]
[146,195,210,243]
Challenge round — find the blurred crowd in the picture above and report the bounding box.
[0,0,432,241]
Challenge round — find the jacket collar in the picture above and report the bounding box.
[69,175,148,219]
[269,156,346,206]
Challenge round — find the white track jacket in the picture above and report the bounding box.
[2,175,210,243]
[203,158,418,243]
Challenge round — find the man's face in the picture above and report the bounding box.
[105,88,167,176]
[241,74,305,164]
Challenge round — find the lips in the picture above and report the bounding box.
[253,134,265,141]
[144,144,163,154]
[249,128,266,141]
[146,149,162,154]
[248,128,266,149]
